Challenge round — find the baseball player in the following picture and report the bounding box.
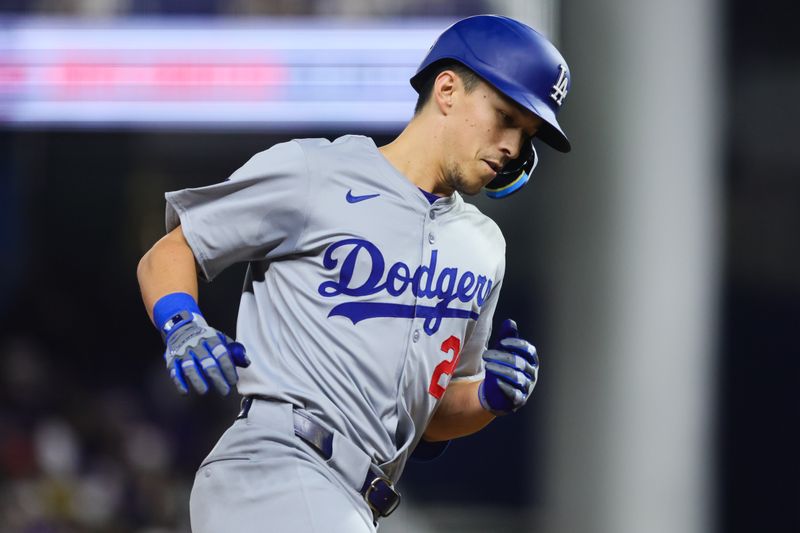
[137,14,570,533]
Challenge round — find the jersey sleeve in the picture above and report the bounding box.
[450,256,505,382]
[164,140,311,281]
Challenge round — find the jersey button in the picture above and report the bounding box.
[429,210,436,220]
[428,232,436,244]
[412,329,420,343]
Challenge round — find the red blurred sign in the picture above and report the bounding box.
[0,17,449,129]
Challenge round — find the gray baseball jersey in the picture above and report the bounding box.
[165,134,505,482]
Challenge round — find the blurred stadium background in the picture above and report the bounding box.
[0,1,796,532]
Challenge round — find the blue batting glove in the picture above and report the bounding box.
[478,319,539,416]
[154,293,250,396]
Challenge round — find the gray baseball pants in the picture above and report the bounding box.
[190,400,376,533]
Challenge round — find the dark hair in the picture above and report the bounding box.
[413,61,483,115]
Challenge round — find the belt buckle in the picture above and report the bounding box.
[364,475,401,518]
[236,397,253,419]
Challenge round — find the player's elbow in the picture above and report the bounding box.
[136,228,180,283]
[423,410,466,442]
[138,226,190,276]
[422,424,452,442]
[136,248,153,286]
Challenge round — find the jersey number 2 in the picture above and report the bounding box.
[428,336,462,400]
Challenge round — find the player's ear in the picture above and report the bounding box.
[432,70,457,115]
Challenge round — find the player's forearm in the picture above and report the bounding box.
[137,226,200,324]
[423,380,495,441]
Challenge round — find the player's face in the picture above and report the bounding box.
[443,79,543,196]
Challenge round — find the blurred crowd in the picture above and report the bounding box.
[0,335,239,533]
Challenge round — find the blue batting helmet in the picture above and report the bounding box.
[410,15,571,198]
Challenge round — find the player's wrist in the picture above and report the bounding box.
[478,380,508,416]
[153,292,202,333]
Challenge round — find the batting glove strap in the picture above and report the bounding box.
[153,292,201,333]
[478,380,511,416]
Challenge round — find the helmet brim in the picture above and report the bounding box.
[500,85,571,153]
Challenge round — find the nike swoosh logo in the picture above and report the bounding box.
[346,190,380,204]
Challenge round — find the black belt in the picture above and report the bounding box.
[237,397,401,520]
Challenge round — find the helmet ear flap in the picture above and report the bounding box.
[484,139,538,199]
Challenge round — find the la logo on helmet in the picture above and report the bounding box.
[551,64,569,106]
